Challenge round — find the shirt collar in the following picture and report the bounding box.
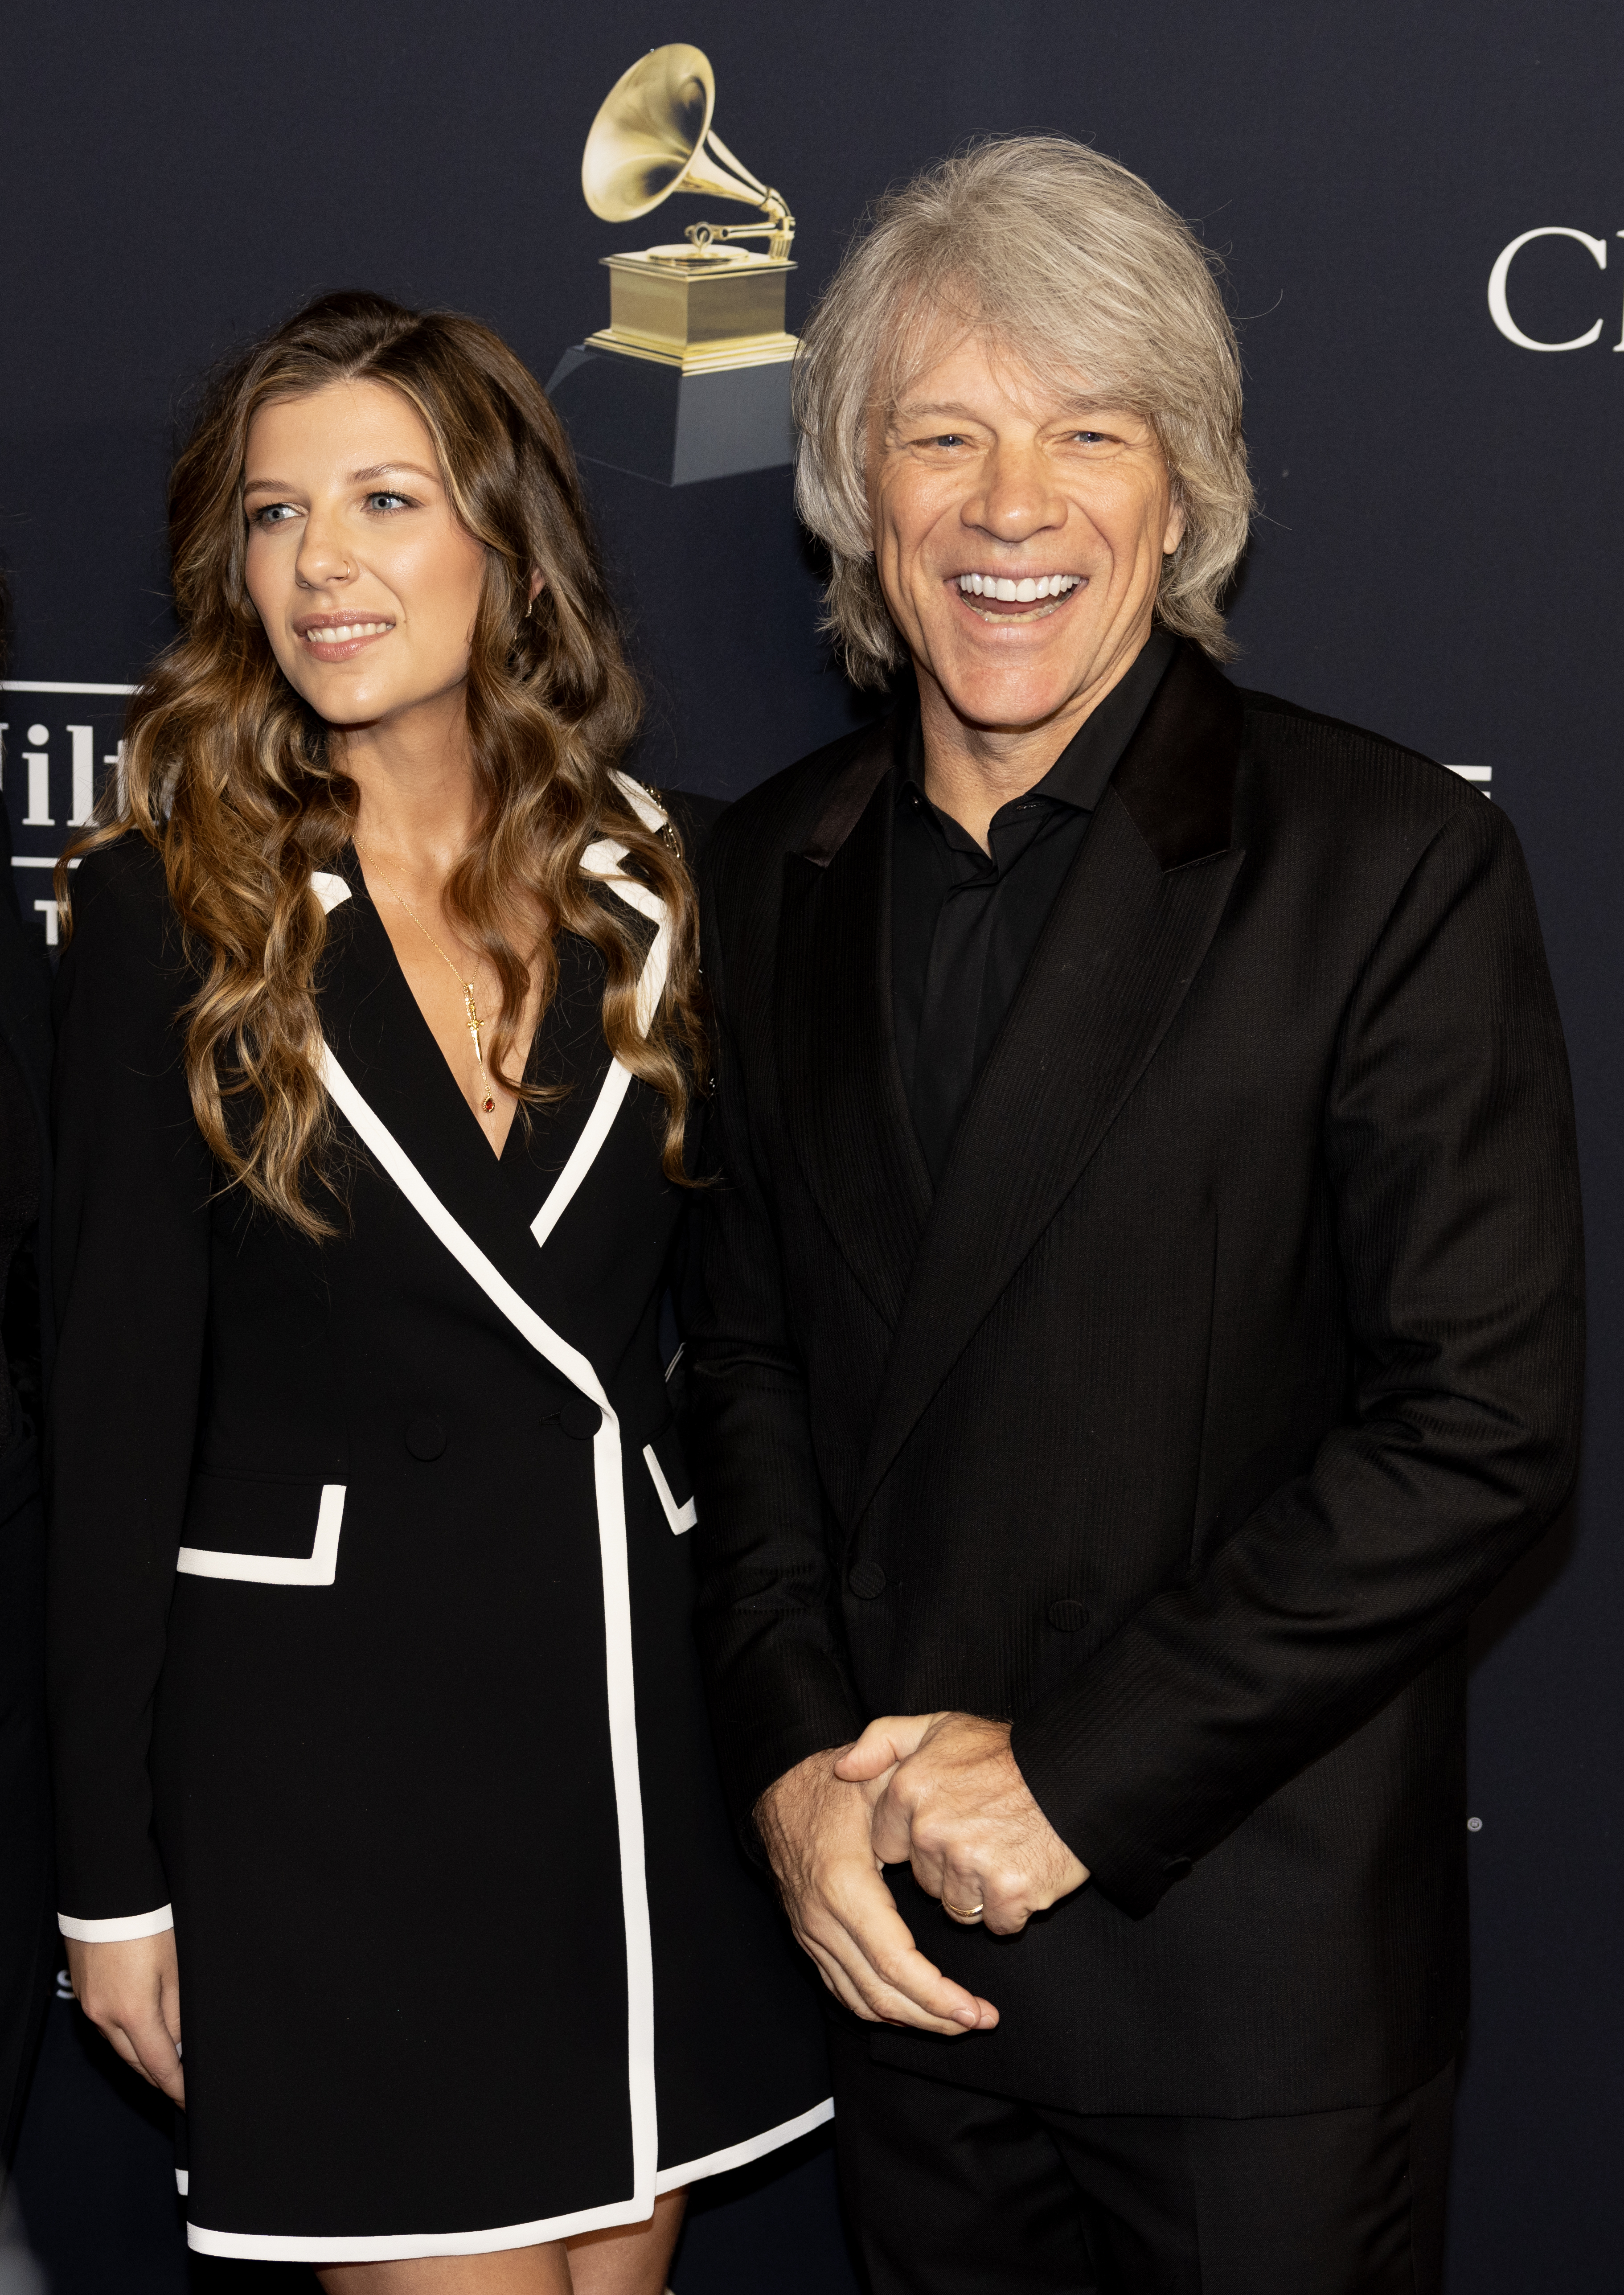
[901,624,1178,822]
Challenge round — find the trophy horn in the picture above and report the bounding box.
[581,44,795,261]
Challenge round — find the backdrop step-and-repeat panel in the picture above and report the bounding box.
[4,5,1620,2290]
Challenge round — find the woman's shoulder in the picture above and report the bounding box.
[68,831,171,924]
[59,833,190,991]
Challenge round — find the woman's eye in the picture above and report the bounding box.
[249,502,298,527]
[365,491,411,514]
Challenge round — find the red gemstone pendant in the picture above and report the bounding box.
[482,1096,496,1113]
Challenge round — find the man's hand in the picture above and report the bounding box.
[756,1747,999,2034]
[67,1930,185,2105]
[837,1712,1090,1937]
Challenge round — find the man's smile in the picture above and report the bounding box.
[950,570,1086,625]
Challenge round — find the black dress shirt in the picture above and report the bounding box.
[893,627,1176,1182]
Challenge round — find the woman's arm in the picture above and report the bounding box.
[47,839,213,1956]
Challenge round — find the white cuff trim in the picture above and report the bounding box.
[59,1904,174,1942]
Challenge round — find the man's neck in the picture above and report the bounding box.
[918,626,1154,851]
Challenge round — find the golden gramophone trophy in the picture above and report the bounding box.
[546,45,798,486]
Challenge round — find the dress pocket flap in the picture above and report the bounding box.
[176,1476,346,1586]
[642,1426,697,1536]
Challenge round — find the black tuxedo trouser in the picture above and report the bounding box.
[828,2021,1454,2295]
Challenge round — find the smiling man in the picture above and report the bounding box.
[688,139,1583,2295]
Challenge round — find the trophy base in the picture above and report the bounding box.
[583,327,797,375]
[592,249,796,374]
[546,345,794,488]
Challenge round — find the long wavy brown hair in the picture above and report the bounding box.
[60,291,704,1236]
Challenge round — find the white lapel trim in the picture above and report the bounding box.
[642,1443,697,1535]
[319,1042,657,2214]
[311,870,352,914]
[530,788,673,1248]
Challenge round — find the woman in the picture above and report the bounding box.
[47,291,828,2289]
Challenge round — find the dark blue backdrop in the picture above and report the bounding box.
[4,4,1620,2288]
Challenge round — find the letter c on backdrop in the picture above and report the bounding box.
[1488,227,1608,350]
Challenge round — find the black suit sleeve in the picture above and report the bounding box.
[1011,797,1584,1914]
[688,841,868,1830]
[47,842,212,1923]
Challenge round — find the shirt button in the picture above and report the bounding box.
[1047,1599,1089,1631]
[558,1397,603,1441]
[848,1560,887,1600]
[406,1414,447,1462]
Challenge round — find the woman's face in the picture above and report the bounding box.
[242,379,488,733]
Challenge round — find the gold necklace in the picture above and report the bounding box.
[378,875,499,1117]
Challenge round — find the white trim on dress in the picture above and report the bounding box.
[643,1444,697,1535]
[176,1483,346,1586]
[654,2096,836,2195]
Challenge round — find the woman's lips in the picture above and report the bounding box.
[298,619,394,661]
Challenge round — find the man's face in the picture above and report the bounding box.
[866,331,1185,737]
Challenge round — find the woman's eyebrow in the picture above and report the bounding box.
[349,461,440,484]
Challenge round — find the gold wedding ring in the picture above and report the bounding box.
[943,1899,985,1924]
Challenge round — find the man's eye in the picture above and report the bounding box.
[927,434,968,449]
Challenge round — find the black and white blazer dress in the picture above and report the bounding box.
[46,780,830,2264]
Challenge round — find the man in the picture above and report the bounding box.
[688,136,1583,2295]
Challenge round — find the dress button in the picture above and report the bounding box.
[848,1559,887,1600]
[558,1396,603,1441]
[406,1414,447,1462]
[1047,1599,1089,1631]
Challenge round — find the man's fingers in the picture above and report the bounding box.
[796,1935,883,2024]
[833,1713,937,1783]
[868,1784,918,1868]
[793,1910,964,2032]
[866,1934,998,2032]
[800,1863,996,2032]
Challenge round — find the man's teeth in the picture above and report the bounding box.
[956,573,1081,602]
[307,622,391,644]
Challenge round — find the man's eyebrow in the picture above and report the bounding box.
[888,397,1120,425]
[890,401,984,423]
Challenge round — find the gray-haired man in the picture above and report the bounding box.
[689,137,1582,2294]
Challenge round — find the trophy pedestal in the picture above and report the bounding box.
[546,344,794,488]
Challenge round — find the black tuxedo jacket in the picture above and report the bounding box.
[687,642,1584,2117]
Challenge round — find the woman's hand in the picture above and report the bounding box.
[66,1930,185,2105]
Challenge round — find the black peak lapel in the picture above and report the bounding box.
[851,647,1246,1523]
[1113,641,1245,870]
[776,722,931,1330]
